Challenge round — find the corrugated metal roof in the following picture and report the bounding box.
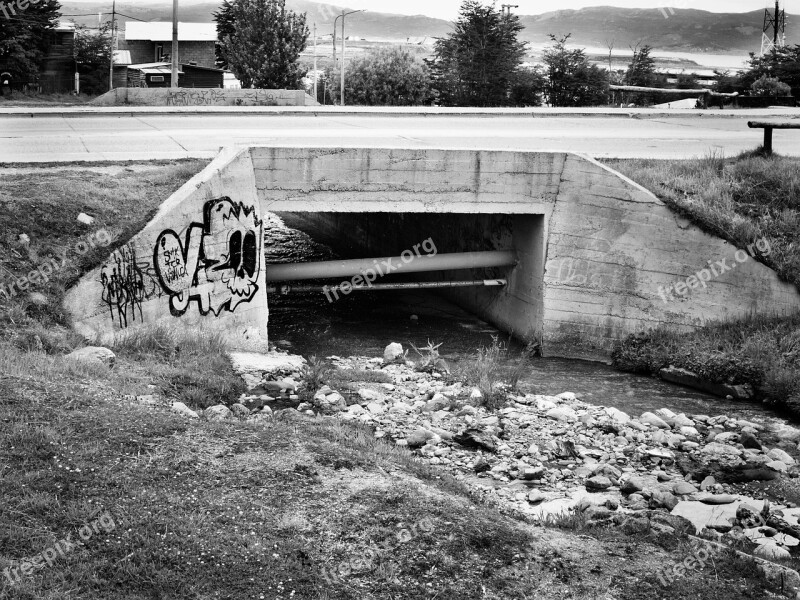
[128,63,184,75]
[113,50,132,66]
[124,22,217,42]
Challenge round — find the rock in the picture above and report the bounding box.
[766,460,789,474]
[585,475,612,491]
[473,457,491,473]
[76,212,95,225]
[640,412,670,429]
[383,343,405,364]
[700,476,716,491]
[205,405,233,421]
[695,493,738,505]
[27,292,48,306]
[366,402,386,415]
[536,397,557,411]
[358,389,386,403]
[470,387,483,401]
[650,491,679,510]
[668,413,695,428]
[658,366,754,399]
[171,401,199,419]
[620,476,646,494]
[545,406,578,422]
[407,428,436,449]
[136,395,158,406]
[701,442,741,458]
[66,346,116,367]
[739,431,763,450]
[519,467,546,481]
[604,407,630,424]
[768,448,796,466]
[679,426,700,438]
[296,402,313,412]
[527,490,545,504]
[424,393,450,412]
[673,481,698,496]
[454,429,497,452]
[585,505,613,521]
[775,426,800,443]
[229,403,250,418]
[754,543,792,560]
[655,408,677,420]
[736,504,764,528]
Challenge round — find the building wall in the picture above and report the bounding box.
[120,40,215,68]
[92,88,308,106]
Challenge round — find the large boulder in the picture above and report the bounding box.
[383,343,405,364]
[66,346,116,367]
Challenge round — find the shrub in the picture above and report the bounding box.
[750,75,791,98]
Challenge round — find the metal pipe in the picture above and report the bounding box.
[265,250,517,282]
[267,279,508,294]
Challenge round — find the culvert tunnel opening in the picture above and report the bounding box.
[262,211,545,361]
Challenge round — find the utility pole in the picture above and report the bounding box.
[171,0,179,88]
[108,0,116,91]
[313,23,318,101]
[338,9,364,106]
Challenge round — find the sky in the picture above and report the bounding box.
[65,0,779,20]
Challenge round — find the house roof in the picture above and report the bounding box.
[128,62,185,75]
[113,50,132,66]
[124,22,217,42]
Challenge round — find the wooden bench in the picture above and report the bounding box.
[748,121,800,155]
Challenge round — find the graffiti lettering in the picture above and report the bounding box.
[164,89,296,107]
[154,197,263,317]
[100,246,161,329]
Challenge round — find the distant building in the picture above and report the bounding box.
[125,62,224,89]
[120,22,217,69]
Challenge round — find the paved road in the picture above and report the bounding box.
[1,112,798,162]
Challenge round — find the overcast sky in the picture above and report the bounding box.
[66,0,776,20]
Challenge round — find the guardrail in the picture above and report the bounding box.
[748,120,800,155]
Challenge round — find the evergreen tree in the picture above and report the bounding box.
[74,23,111,95]
[0,0,61,84]
[428,0,527,107]
[542,34,608,107]
[214,0,308,89]
[625,44,656,87]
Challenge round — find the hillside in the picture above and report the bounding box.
[59,1,794,53]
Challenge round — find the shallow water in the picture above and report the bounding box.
[264,215,766,422]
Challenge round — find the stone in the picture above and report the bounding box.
[701,442,741,458]
[366,402,386,415]
[546,406,578,422]
[604,407,630,424]
[27,292,48,306]
[205,405,233,421]
[171,401,199,419]
[536,397,557,411]
[739,431,762,450]
[673,481,698,496]
[527,490,545,504]
[754,543,792,560]
[358,389,386,403]
[520,467,546,481]
[585,505,613,521]
[383,343,405,364]
[66,346,116,367]
[136,395,158,406]
[775,426,800,443]
[766,460,789,473]
[620,476,646,494]
[768,448,796,466]
[655,408,677,420]
[76,212,95,225]
[473,457,491,473]
[557,392,577,401]
[470,388,483,400]
[407,428,436,449]
[695,493,738,505]
[668,414,695,428]
[700,476,716,491]
[229,403,250,418]
[454,429,497,452]
[639,412,670,429]
[585,475,612,491]
[424,393,450,412]
[650,491,679,510]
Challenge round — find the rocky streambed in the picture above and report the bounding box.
[225,343,800,582]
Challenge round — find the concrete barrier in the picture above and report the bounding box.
[65,147,800,359]
[90,88,314,107]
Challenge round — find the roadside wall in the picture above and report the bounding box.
[90,88,312,107]
[64,147,269,350]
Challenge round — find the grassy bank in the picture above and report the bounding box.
[607,153,800,415]
[0,163,779,598]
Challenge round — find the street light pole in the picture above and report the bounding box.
[313,23,318,100]
[338,9,364,106]
[108,0,116,92]
[171,0,179,88]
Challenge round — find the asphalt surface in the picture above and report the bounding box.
[2,109,799,162]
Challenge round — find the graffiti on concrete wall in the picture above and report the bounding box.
[100,246,161,329]
[164,89,298,107]
[153,197,263,317]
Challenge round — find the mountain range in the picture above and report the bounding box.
[59,1,799,53]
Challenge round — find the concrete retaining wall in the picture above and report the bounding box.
[65,146,800,360]
[91,88,314,107]
[65,147,269,349]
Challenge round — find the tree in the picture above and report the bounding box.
[428,0,527,107]
[0,0,61,85]
[738,46,800,94]
[214,0,308,89]
[327,46,432,106]
[542,34,608,107]
[74,23,111,95]
[509,66,544,106]
[625,44,656,87]
[213,0,235,70]
[751,75,791,97]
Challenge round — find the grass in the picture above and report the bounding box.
[0,162,786,599]
[608,152,800,416]
[0,91,96,107]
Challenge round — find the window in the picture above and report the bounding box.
[150,75,165,83]
[155,44,165,61]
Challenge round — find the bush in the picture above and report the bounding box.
[751,75,791,98]
[328,46,432,106]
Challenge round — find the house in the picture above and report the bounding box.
[120,22,217,69]
[126,62,224,89]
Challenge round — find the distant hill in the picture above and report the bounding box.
[59,1,796,53]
